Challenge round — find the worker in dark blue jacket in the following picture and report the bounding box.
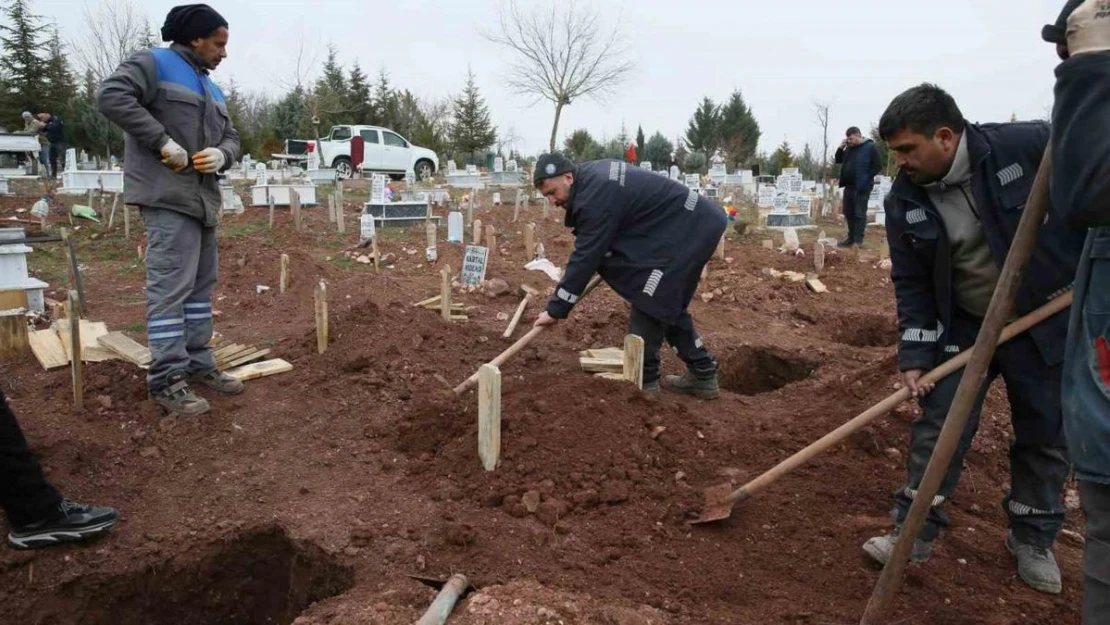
[860,83,1084,595]
[833,126,883,247]
[532,153,727,398]
[1044,1,1110,621]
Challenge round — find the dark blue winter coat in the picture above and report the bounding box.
[835,139,883,190]
[44,116,64,144]
[546,160,727,325]
[1053,50,1110,484]
[885,121,1085,373]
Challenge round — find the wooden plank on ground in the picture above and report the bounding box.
[222,348,270,370]
[578,347,624,360]
[226,358,293,382]
[595,372,625,381]
[580,357,624,374]
[97,331,151,366]
[806,276,828,293]
[28,329,68,369]
[55,320,115,362]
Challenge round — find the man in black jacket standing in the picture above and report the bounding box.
[834,126,883,247]
[861,84,1084,595]
[532,153,726,398]
[36,112,65,178]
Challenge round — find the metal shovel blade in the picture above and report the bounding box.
[691,482,741,524]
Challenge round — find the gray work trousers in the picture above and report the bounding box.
[141,207,218,391]
[1080,481,1110,625]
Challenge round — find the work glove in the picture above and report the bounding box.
[160,138,188,171]
[192,147,226,174]
[1068,0,1110,56]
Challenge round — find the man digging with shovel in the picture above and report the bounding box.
[531,153,727,398]
[862,84,1084,594]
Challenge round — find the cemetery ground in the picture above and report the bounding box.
[0,181,1086,625]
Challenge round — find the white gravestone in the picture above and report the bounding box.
[371,174,387,204]
[640,161,652,170]
[447,161,458,175]
[447,211,463,242]
[669,165,680,180]
[492,192,502,206]
[772,195,789,214]
[307,147,320,171]
[684,174,700,189]
[405,170,415,186]
[360,213,376,243]
[461,245,489,286]
[255,163,267,186]
[494,157,504,173]
[506,159,518,172]
[466,164,478,176]
[65,148,77,173]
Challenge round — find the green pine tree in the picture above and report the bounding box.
[770,140,795,175]
[684,97,720,156]
[372,68,398,129]
[449,68,497,165]
[718,90,760,168]
[41,26,75,131]
[635,125,645,164]
[0,0,46,129]
[346,62,372,124]
[562,129,603,163]
[642,131,673,167]
[312,44,348,129]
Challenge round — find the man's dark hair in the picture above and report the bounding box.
[878,83,966,141]
[846,126,862,137]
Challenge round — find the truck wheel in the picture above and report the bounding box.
[334,157,352,180]
[415,160,435,181]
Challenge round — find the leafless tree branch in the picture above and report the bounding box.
[482,0,634,151]
[73,0,154,83]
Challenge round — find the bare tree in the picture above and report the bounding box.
[74,0,156,84]
[813,99,833,203]
[483,0,634,151]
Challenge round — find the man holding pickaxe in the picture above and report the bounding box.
[862,84,1085,594]
[1045,1,1110,620]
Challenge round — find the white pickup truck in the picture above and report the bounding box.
[303,125,439,181]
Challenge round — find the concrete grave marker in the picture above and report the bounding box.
[494,157,504,173]
[370,174,387,204]
[684,174,700,189]
[492,192,502,206]
[461,245,489,286]
[255,163,267,186]
[507,159,518,172]
[772,195,789,214]
[466,164,478,176]
[669,165,680,180]
[65,149,77,173]
[448,211,463,242]
[360,212,377,243]
[447,160,458,175]
[640,161,652,170]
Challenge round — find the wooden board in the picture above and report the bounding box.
[623,334,645,390]
[28,329,68,369]
[595,372,625,380]
[226,358,293,382]
[578,347,625,361]
[0,289,28,311]
[579,357,624,374]
[55,320,115,362]
[806,277,828,293]
[97,331,151,367]
[478,364,501,472]
[222,348,270,370]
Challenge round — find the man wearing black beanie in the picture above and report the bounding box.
[532,153,727,398]
[97,4,241,417]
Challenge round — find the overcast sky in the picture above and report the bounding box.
[35,0,1065,159]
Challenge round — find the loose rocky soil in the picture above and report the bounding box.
[0,180,1085,624]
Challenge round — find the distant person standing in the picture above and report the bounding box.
[36,112,65,178]
[834,126,883,247]
[97,3,242,416]
[19,112,47,177]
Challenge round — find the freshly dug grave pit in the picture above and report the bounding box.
[828,312,898,348]
[28,526,354,625]
[717,345,818,395]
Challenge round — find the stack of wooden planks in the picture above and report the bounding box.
[578,347,626,381]
[412,294,469,321]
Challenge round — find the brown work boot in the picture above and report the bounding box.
[187,369,244,396]
[663,370,719,400]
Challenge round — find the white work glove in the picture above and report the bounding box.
[1068,0,1110,56]
[160,138,188,171]
[191,147,226,174]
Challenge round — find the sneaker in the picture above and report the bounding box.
[1006,531,1062,594]
[150,376,210,416]
[663,371,719,400]
[862,527,934,565]
[8,499,119,549]
[186,369,244,396]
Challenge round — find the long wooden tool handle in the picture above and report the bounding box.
[502,294,532,338]
[862,150,1053,624]
[726,288,1072,507]
[454,275,604,395]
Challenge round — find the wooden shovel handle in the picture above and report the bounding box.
[453,275,604,395]
[726,289,1073,507]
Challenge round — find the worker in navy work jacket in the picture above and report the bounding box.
[1044,1,1110,621]
[97,4,242,417]
[532,154,727,399]
[860,84,1084,595]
